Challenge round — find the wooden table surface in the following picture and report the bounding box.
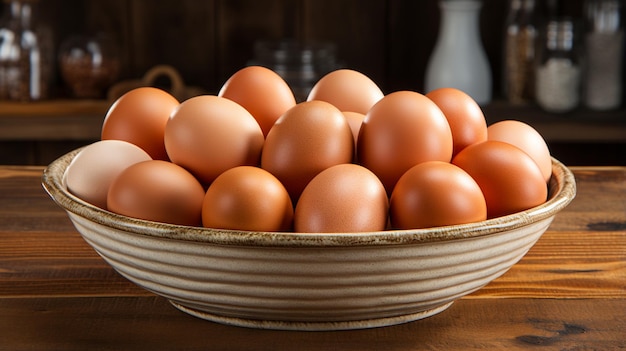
[0,165,624,350]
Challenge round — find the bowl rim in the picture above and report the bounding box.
[42,148,576,248]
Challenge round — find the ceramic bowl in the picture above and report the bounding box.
[42,149,576,331]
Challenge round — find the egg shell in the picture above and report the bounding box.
[342,111,365,163]
[107,160,205,226]
[294,163,389,233]
[307,69,384,114]
[452,140,548,219]
[357,90,453,194]
[101,87,179,160]
[487,120,552,182]
[164,95,265,185]
[218,66,297,137]
[426,87,488,157]
[341,111,365,150]
[202,166,294,232]
[390,161,487,229]
[261,100,354,201]
[64,140,152,210]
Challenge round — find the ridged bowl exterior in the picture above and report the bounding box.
[42,149,576,330]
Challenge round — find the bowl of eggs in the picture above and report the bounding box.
[43,67,576,331]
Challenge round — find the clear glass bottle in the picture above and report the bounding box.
[0,0,52,101]
[425,0,492,105]
[583,0,623,110]
[535,19,581,113]
[503,0,538,104]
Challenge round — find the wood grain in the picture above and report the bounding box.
[301,0,387,85]
[128,0,217,88]
[0,100,106,141]
[217,0,294,84]
[0,297,623,351]
[474,231,626,298]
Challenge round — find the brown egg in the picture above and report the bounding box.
[390,161,487,229]
[452,140,548,219]
[164,95,265,185]
[101,87,179,160]
[294,163,388,233]
[357,90,453,194]
[342,111,365,150]
[426,87,488,157]
[307,69,384,114]
[261,100,354,201]
[107,160,205,226]
[487,120,552,182]
[65,140,152,210]
[202,166,293,232]
[218,66,297,136]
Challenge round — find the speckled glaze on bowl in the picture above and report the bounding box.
[42,148,576,331]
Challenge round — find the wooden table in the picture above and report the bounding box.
[1,165,624,350]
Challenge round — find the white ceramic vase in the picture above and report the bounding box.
[425,0,492,105]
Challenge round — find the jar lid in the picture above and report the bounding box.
[546,19,575,51]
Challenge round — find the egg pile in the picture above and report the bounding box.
[65,66,552,233]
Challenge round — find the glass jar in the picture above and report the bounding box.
[535,19,582,113]
[503,0,538,104]
[582,0,623,110]
[0,0,53,101]
[58,34,120,99]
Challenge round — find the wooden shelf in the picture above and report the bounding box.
[482,100,626,143]
[0,100,110,141]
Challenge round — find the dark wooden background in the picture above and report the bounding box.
[34,0,597,97]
